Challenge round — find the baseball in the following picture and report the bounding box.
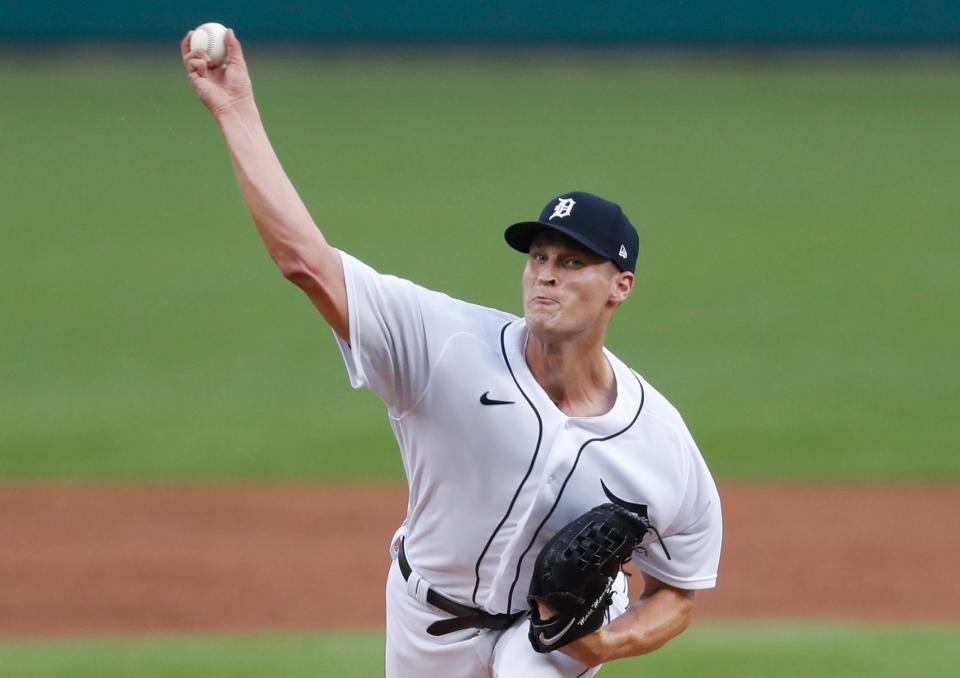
[190,22,228,67]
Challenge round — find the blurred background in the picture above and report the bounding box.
[1,1,958,676]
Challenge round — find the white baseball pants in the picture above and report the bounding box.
[384,558,629,678]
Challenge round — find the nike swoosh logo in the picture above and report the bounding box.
[538,617,576,646]
[480,391,515,406]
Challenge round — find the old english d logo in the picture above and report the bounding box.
[549,198,575,220]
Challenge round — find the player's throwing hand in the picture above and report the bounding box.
[181,28,253,116]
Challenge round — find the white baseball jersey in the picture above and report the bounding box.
[335,250,722,616]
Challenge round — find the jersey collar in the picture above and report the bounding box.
[502,319,641,435]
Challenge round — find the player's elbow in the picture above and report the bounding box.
[276,241,338,293]
[279,258,316,288]
[674,595,695,635]
[671,588,696,628]
[277,252,328,291]
[634,589,695,656]
[659,591,695,647]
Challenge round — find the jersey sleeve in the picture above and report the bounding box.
[334,250,463,416]
[637,426,723,590]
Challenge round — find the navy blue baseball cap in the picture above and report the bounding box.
[504,191,639,273]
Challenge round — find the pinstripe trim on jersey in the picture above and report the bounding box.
[471,320,544,606]
[504,370,646,612]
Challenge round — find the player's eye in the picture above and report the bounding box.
[566,258,583,268]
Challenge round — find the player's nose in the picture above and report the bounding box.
[536,263,558,285]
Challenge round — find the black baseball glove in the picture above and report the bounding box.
[526,480,670,653]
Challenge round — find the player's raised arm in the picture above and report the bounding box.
[181,28,348,341]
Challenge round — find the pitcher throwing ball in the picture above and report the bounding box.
[182,29,722,677]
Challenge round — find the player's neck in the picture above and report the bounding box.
[524,333,616,418]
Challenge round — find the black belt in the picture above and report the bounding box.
[397,540,524,636]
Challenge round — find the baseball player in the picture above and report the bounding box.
[183,31,722,677]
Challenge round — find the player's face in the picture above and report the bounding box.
[522,231,633,341]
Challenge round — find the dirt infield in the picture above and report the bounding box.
[1,482,957,637]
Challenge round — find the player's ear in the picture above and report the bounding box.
[610,270,634,305]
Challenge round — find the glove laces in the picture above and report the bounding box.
[642,519,672,561]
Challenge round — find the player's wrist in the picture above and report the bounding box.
[212,93,258,123]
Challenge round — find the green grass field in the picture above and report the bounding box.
[1,623,957,678]
[2,54,958,480]
[1,50,957,678]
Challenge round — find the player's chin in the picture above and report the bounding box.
[524,310,567,339]
[524,305,550,326]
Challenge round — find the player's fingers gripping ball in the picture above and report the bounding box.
[526,483,669,653]
[190,22,228,67]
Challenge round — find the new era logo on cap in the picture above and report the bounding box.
[504,191,640,273]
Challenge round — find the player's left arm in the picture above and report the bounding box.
[559,572,695,668]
